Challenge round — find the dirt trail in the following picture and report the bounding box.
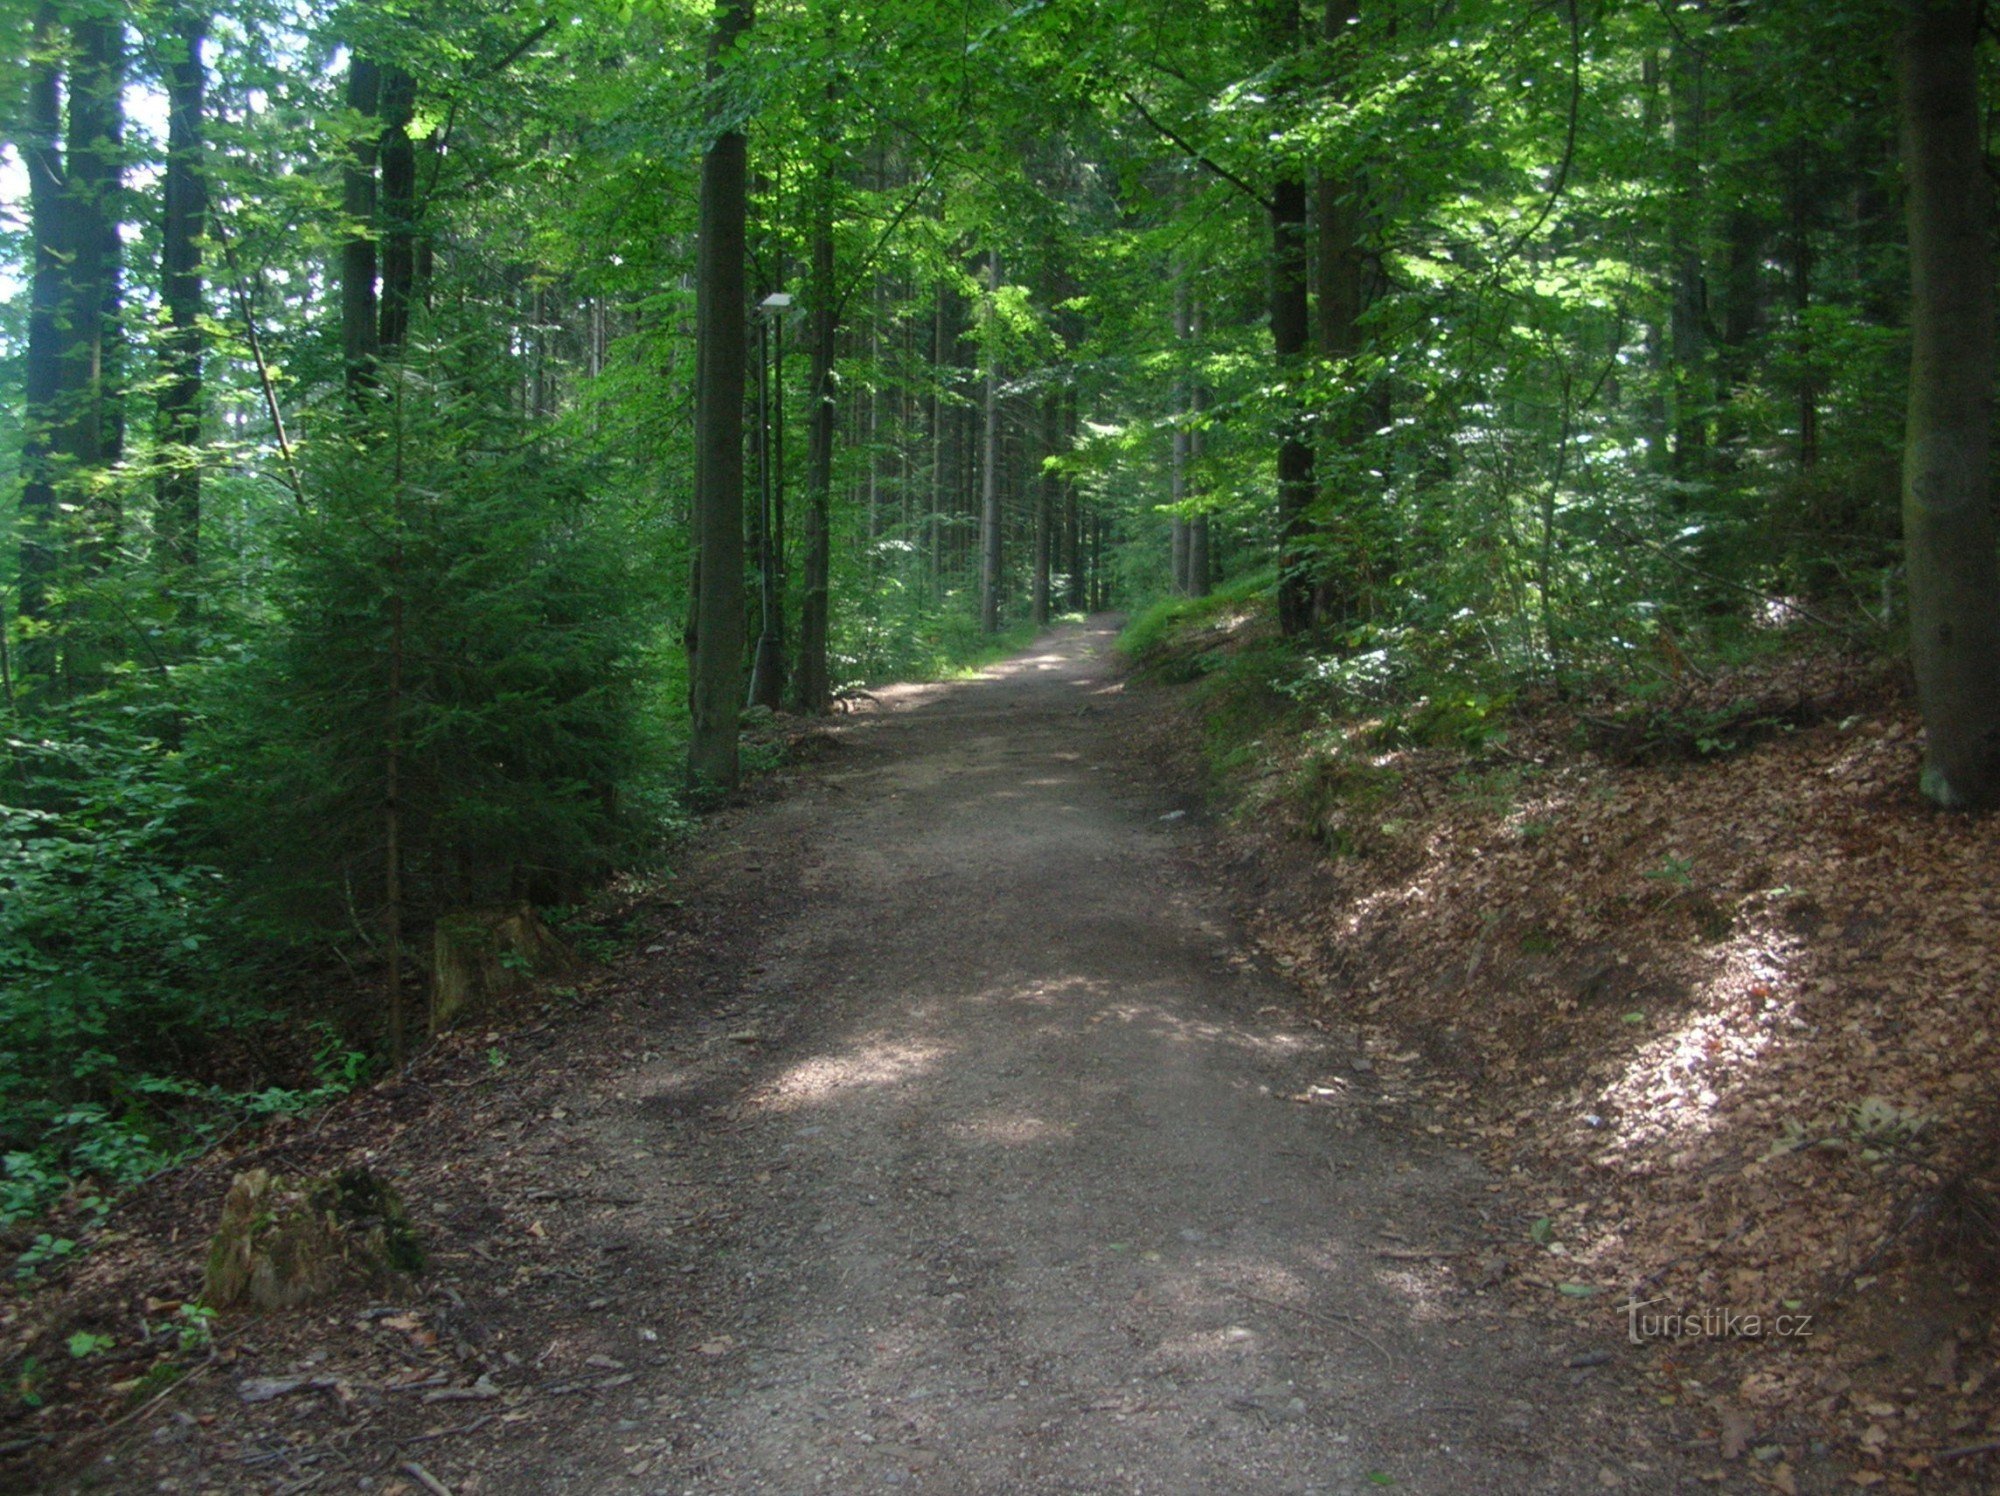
[58,620,1700,1495]
[500,619,1683,1494]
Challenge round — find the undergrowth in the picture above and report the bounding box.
[1119,566,1876,855]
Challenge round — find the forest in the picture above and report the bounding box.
[2,0,1998,1317]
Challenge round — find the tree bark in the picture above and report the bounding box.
[1264,0,1314,636]
[1188,296,1211,597]
[1170,274,1191,596]
[1667,38,1707,477]
[1898,0,2000,808]
[978,252,1004,633]
[18,3,67,674]
[1314,0,1366,624]
[377,65,418,356]
[1033,388,1057,624]
[341,55,381,397]
[789,85,836,716]
[688,0,755,790]
[61,8,126,568]
[1273,169,1314,635]
[158,7,207,609]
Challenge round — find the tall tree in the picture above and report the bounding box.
[687,0,754,790]
[1170,275,1191,596]
[978,251,1003,633]
[1033,387,1057,623]
[376,64,418,355]
[1263,0,1315,637]
[1897,0,2000,808]
[789,33,837,716]
[17,3,67,675]
[157,7,208,608]
[340,54,381,396]
[1186,295,1210,598]
[61,7,127,561]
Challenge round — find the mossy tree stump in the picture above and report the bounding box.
[203,1168,423,1312]
[431,903,576,1034]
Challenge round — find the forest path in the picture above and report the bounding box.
[515,619,1682,1494]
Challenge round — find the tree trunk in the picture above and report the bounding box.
[1170,274,1191,596]
[157,7,207,611]
[1063,376,1084,613]
[1787,156,1817,471]
[928,291,948,596]
[377,65,417,356]
[18,3,67,676]
[1265,0,1314,636]
[1898,0,2000,808]
[978,252,1004,633]
[1314,0,1366,624]
[688,0,754,791]
[1091,512,1107,610]
[789,104,836,715]
[62,9,126,566]
[1273,169,1314,635]
[1033,389,1056,624]
[748,277,788,711]
[1188,296,1211,597]
[1667,39,1707,477]
[341,55,381,397]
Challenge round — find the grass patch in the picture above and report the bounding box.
[1118,569,1276,676]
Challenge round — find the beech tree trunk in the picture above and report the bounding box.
[18,3,67,675]
[979,252,1004,633]
[687,0,754,790]
[341,55,381,397]
[1898,0,2000,808]
[1170,276,1191,596]
[158,8,208,608]
[62,10,126,567]
[790,69,837,715]
[1187,297,1211,597]
[1033,389,1057,624]
[1667,40,1707,477]
[1265,0,1314,636]
[377,65,418,356]
[1314,0,1366,624]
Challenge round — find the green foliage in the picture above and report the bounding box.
[206,344,667,946]
[12,1356,46,1410]
[15,1233,78,1281]
[0,713,265,1171]
[1118,569,1276,676]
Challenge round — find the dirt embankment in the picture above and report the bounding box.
[1125,619,2000,1492]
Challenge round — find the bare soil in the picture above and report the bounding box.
[18,620,1716,1494]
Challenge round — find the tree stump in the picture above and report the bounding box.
[431,903,576,1034]
[203,1168,422,1312]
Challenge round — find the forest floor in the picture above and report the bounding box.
[6,617,1981,1494]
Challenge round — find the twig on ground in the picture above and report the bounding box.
[1236,1290,1394,1364]
[401,1460,455,1496]
[1941,1438,2000,1462]
[402,1414,496,1447]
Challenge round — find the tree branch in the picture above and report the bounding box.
[832,166,942,324]
[1497,0,1583,263]
[1121,91,1274,212]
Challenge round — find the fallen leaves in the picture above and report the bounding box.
[1147,648,2000,1482]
